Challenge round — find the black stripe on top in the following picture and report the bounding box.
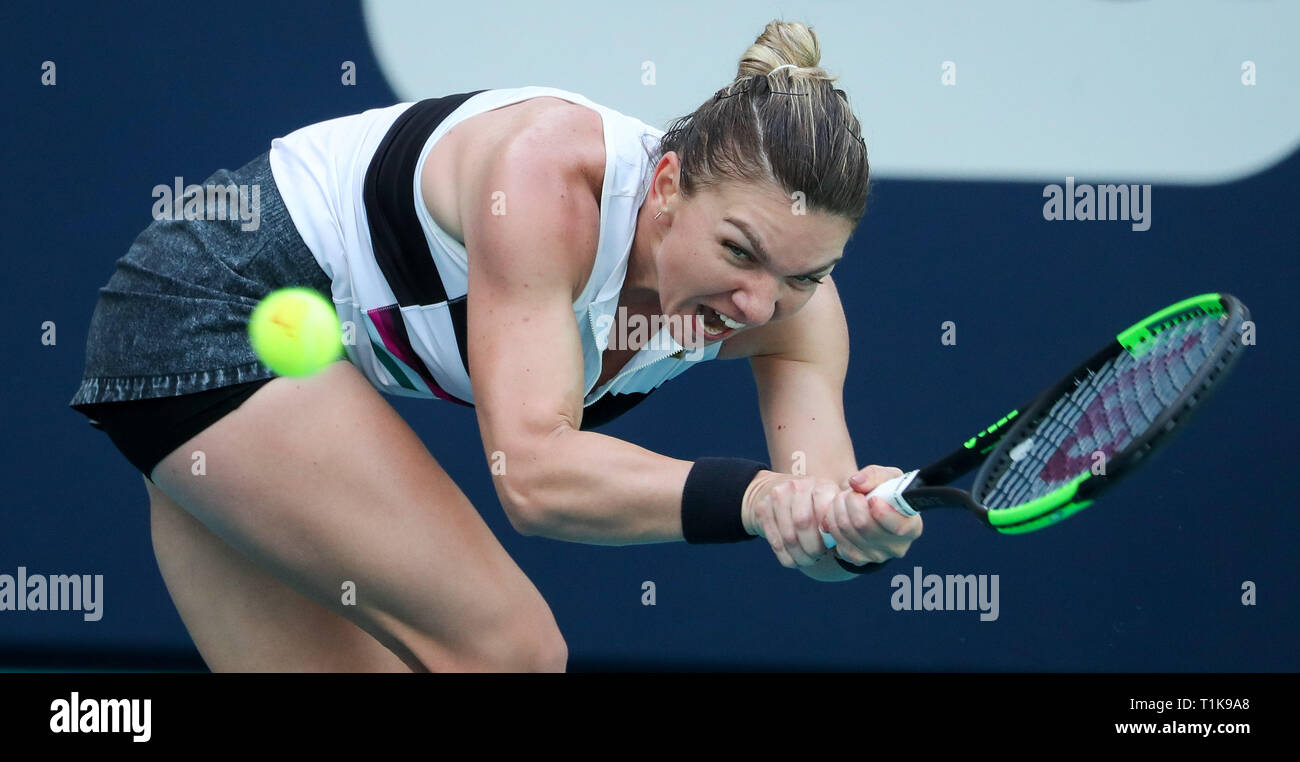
[362,92,659,431]
[580,390,655,430]
[363,91,486,309]
[447,294,470,380]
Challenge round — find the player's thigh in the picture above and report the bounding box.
[147,476,410,672]
[148,360,566,672]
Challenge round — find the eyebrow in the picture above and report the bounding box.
[725,216,842,279]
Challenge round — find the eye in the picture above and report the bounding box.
[726,242,827,287]
[724,242,751,261]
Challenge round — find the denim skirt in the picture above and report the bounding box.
[67,150,336,481]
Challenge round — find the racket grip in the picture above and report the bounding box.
[820,471,920,549]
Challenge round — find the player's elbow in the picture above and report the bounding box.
[496,421,577,536]
[499,474,547,536]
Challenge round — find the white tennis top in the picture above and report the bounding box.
[267,86,720,427]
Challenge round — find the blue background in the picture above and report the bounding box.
[2,2,1295,670]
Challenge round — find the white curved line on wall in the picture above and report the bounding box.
[363,0,1299,185]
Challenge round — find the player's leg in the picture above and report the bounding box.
[147,359,567,673]
[146,476,411,672]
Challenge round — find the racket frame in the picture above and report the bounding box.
[857,293,1249,534]
[974,292,1249,533]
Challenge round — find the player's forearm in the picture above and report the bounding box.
[504,426,702,545]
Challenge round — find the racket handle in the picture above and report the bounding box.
[820,470,920,549]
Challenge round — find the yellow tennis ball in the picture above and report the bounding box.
[248,287,343,377]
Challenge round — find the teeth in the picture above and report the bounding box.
[717,311,746,330]
[700,306,745,336]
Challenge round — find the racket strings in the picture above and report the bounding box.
[981,312,1225,511]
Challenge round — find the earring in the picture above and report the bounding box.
[654,209,665,221]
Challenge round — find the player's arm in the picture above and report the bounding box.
[462,110,708,545]
[739,276,859,485]
[734,276,866,579]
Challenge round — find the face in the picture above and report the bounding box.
[628,152,854,349]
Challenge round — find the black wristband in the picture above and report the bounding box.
[681,457,768,544]
[834,556,890,575]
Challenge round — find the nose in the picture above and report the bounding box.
[731,276,778,325]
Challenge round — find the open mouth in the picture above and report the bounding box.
[696,305,746,340]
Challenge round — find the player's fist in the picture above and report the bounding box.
[822,465,923,568]
[742,471,841,569]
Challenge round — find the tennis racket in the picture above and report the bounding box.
[822,293,1250,553]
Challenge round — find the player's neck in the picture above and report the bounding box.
[623,202,662,311]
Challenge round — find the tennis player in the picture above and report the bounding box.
[67,20,921,672]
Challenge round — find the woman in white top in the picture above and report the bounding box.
[70,19,920,671]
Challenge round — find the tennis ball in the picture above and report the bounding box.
[248,287,343,377]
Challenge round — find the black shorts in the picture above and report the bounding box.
[72,379,273,484]
[67,150,335,483]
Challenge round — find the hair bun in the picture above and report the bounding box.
[736,20,833,81]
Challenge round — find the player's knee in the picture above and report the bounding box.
[526,624,569,673]
[458,606,567,673]
[394,603,566,673]
[468,612,567,673]
[533,625,569,673]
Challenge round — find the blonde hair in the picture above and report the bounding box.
[657,19,870,222]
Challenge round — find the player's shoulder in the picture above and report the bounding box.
[457,97,606,302]
[505,97,606,198]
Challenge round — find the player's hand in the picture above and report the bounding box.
[820,465,923,568]
[742,471,843,569]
